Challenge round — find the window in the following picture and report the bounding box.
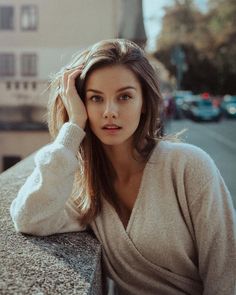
[3,156,22,171]
[0,54,15,77]
[21,54,37,76]
[23,81,28,90]
[15,81,19,89]
[0,6,14,30]
[6,81,11,90]
[21,5,38,31]
[32,81,36,89]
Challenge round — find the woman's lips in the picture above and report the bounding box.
[102,124,121,134]
[102,124,121,129]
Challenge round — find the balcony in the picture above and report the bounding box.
[0,80,49,131]
[0,153,103,294]
[0,80,49,107]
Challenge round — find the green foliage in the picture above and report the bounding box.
[154,0,236,94]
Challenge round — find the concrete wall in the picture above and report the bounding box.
[0,156,103,294]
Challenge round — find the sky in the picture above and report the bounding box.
[143,0,208,52]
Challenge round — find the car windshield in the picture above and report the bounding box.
[225,97,236,104]
[192,100,212,107]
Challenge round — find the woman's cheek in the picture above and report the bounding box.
[86,108,99,129]
[85,106,93,120]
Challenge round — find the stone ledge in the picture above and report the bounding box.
[0,154,103,295]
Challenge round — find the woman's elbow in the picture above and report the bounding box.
[11,216,49,236]
[10,207,50,236]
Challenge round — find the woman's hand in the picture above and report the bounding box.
[60,66,88,129]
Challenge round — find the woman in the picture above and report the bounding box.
[10,39,236,295]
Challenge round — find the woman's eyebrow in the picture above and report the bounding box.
[86,86,137,94]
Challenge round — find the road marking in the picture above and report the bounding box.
[190,123,236,152]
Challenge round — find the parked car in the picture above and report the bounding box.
[172,90,193,119]
[221,95,236,118]
[181,97,222,122]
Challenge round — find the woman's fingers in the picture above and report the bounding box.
[61,69,74,93]
[67,69,83,93]
[61,66,83,95]
[58,66,88,129]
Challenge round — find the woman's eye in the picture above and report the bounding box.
[120,94,131,100]
[91,96,102,102]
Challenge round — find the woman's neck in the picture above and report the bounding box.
[102,143,145,183]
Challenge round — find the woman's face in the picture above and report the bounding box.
[84,65,144,147]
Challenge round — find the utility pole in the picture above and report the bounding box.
[171,45,187,90]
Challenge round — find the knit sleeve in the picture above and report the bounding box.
[187,152,236,295]
[10,122,87,236]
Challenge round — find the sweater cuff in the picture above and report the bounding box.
[55,122,86,154]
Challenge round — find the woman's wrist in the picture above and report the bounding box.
[69,118,86,130]
[56,122,86,154]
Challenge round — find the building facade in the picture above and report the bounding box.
[0,0,147,172]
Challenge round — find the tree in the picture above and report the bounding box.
[207,0,236,93]
[154,0,236,94]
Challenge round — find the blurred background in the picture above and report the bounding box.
[0,0,235,205]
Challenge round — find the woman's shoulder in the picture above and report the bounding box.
[153,140,217,176]
[156,140,213,161]
[153,140,223,204]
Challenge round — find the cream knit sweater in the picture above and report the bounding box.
[10,122,236,295]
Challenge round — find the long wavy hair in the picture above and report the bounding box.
[47,38,172,226]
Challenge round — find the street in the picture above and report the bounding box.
[166,119,236,207]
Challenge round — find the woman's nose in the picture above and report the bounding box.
[103,102,118,119]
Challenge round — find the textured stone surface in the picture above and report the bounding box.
[0,154,102,295]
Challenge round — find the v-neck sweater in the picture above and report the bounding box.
[10,122,236,295]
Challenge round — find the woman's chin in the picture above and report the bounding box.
[91,128,134,147]
[98,138,124,146]
[96,135,134,148]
